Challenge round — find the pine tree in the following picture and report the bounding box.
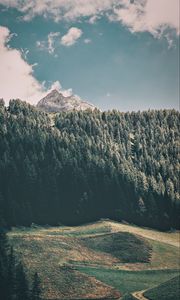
[7,246,16,300]
[0,230,9,300]
[15,262,29,300]
[31,272,41,300]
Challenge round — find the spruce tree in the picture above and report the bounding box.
[7,246,16,300]
[31,272,41,300]
[15,262,29,300]
[0,230,9,300]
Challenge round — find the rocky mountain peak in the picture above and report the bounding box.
[48,89,60,97]
[36,89,96,113]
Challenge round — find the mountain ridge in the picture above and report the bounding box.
[36,89,96,113]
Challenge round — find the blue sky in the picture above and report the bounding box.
[0,0,179,111]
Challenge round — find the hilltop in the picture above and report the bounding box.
[36,89,96,113]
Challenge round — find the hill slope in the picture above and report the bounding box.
[0,100,179,229]
[8,220,179,299]
[144,275,180,300]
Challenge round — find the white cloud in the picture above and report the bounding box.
[50,81,62,91]
[84,38,92,44]
[50,81,73,97]
[21,48,30,60]
[110,0,179,38]
[0,26,45,105]
[61,88,73,97]
[48,32,60,53]
[88,15,99,24]
[0,0,118,22]
[61,27,83,46]
[164,33,175,49]
[36,31,60,54]
[36,40,46,51]
[0,26,72,105]
[0,0,179,42]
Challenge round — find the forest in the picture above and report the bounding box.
[0,230,41,300]
[0,99,179,230]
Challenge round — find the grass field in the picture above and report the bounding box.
[8,220,180,299]
[76,267,179,295]
[144,276,180,300]
[144,275,180,300]
[80,232,151,263]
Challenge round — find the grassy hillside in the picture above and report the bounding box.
[80,232,152,263]
[144,275,180,300]
[76,267,179,296]
[8,220,180,299]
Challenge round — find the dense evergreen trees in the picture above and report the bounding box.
[0,99,179,230]
[0,230,42,300]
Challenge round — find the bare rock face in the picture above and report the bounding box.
[36,89,96,113]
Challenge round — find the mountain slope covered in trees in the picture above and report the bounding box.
[0,99,179,230]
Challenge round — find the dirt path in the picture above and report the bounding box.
[132,290,148,300]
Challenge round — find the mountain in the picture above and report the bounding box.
[0,99,179,230]
[36,89,96,113]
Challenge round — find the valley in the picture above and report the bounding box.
[0,3,179,299]
[0,100,179,299]
[8,220,180,300]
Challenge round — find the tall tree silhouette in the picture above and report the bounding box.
[31,272,41,300]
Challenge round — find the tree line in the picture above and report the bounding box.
[0,230,41,300]
[0,99,179,230]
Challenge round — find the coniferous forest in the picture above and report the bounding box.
[0,230,41,300]
[0,99,179,230]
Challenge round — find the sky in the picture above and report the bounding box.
[0,0,179,111]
